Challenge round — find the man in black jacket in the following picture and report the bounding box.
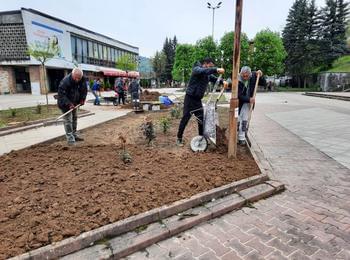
[176,58,225,146]
[57,68,87,145]
[238,66,265,145]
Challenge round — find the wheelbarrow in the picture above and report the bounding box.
[190,75,225,152]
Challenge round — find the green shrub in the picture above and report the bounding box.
[159,117,171,134]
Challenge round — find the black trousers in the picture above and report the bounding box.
[118,92,125,105]
[177,94,203,139]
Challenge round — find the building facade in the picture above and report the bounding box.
[0,8,139,95]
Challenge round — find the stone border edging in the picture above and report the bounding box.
[10,174,270,260]
[0,112,94,137]
[63,181,284,259]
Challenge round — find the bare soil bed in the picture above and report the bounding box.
[0,107,260,259]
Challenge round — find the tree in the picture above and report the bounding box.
[282,0,319,86]
[116,54,137,71]
[172,44,196,83]
[162,36,177,83]
[193,36,219,64]
[318,0,349,69]
[151,51,166,86]
[251,29,286,76]
[219,31,250,78]
[27,42,59,109]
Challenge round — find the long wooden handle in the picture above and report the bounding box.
[56,104,81,121]
[248,73,260,122]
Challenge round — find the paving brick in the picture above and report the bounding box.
[289,250,312,260]
[238,184,275,203]
[322,217,350,230]
[227,226,255,243]
[267,237,297,256]
[243,249,265,260]
[197,251,220,260]
[310,249,335,260]
[199,237,231,257]
[245,237,275,257]
[265,227,294,243]
[287,238,319,256]
[180,235,209,257]
[221,250,242,260]
[224,238,254,257]
[335,249,350,260]
[265,250,288,260]
[325,226,350,243]
[247,228,274,243]
[199,224,232,244]
[174,251,196,260]
[286,228,314,243]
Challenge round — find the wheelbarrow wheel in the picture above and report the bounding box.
[190,135,208,152]
[113,99,118,106]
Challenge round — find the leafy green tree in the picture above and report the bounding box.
[116,54,137,71]
[193,36,219,64]
[251,29,286,76]
[172,44,196,83]
[27,42,59,108]
[219,31,250,78]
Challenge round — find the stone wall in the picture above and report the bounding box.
[318,72,350,92]
[0,66,15,94]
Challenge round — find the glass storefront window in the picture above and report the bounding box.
[71,36,77,61]
[82,40,88,63]
[98,44,103,60]
[103,45,107,60]
[93,42,98,59]
[88,41,93,58]
[76,38,82,63]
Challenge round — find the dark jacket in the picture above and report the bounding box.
[57,74,87,112]
[115,79,124,94]
[129,80,140,94]
[186,65,218,100]
[238,72,266,112]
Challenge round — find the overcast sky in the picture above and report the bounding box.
[1,0,325,57]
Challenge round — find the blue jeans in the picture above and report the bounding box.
[63,109,78,143]
[92,91,100,105]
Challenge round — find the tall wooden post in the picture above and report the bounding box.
[228,0,243,158]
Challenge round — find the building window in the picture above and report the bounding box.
[82,40,88,63]
[71,36,77,61]
[76,38,82,63]
[111,48,115,62]
[88,41,93,58]
[103,45,107,61]
[98,44,103,60]
[93,42,98,59]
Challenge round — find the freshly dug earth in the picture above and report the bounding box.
[0,108,260,259]
[140,90,161,101]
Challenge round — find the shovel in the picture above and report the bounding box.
[245,73,260,147]
[43,104,81,126]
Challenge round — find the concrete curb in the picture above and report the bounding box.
[62,182,284,260]
[0,112,95,137]
[10,174,274,260]
[304,92,350,102]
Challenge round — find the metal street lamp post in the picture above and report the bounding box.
[207,2,222,39]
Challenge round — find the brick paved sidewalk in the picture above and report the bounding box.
[126,95,350,260]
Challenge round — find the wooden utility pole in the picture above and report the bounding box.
[228,0,243,158]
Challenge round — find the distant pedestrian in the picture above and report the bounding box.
[57,68,87,145]
[129,78,140,109]
[92,79,101,105]
[115,77,125,105]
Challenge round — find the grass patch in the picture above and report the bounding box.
[275,86,321,92]
[327,55,350,73]
[0,105,83,127]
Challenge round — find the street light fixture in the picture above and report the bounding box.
[207,2,222,39]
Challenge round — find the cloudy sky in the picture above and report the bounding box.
[1,0,325,57]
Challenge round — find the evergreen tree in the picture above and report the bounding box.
[162,36,177,83]
[318,0,349,69]
[282,0,319,86]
